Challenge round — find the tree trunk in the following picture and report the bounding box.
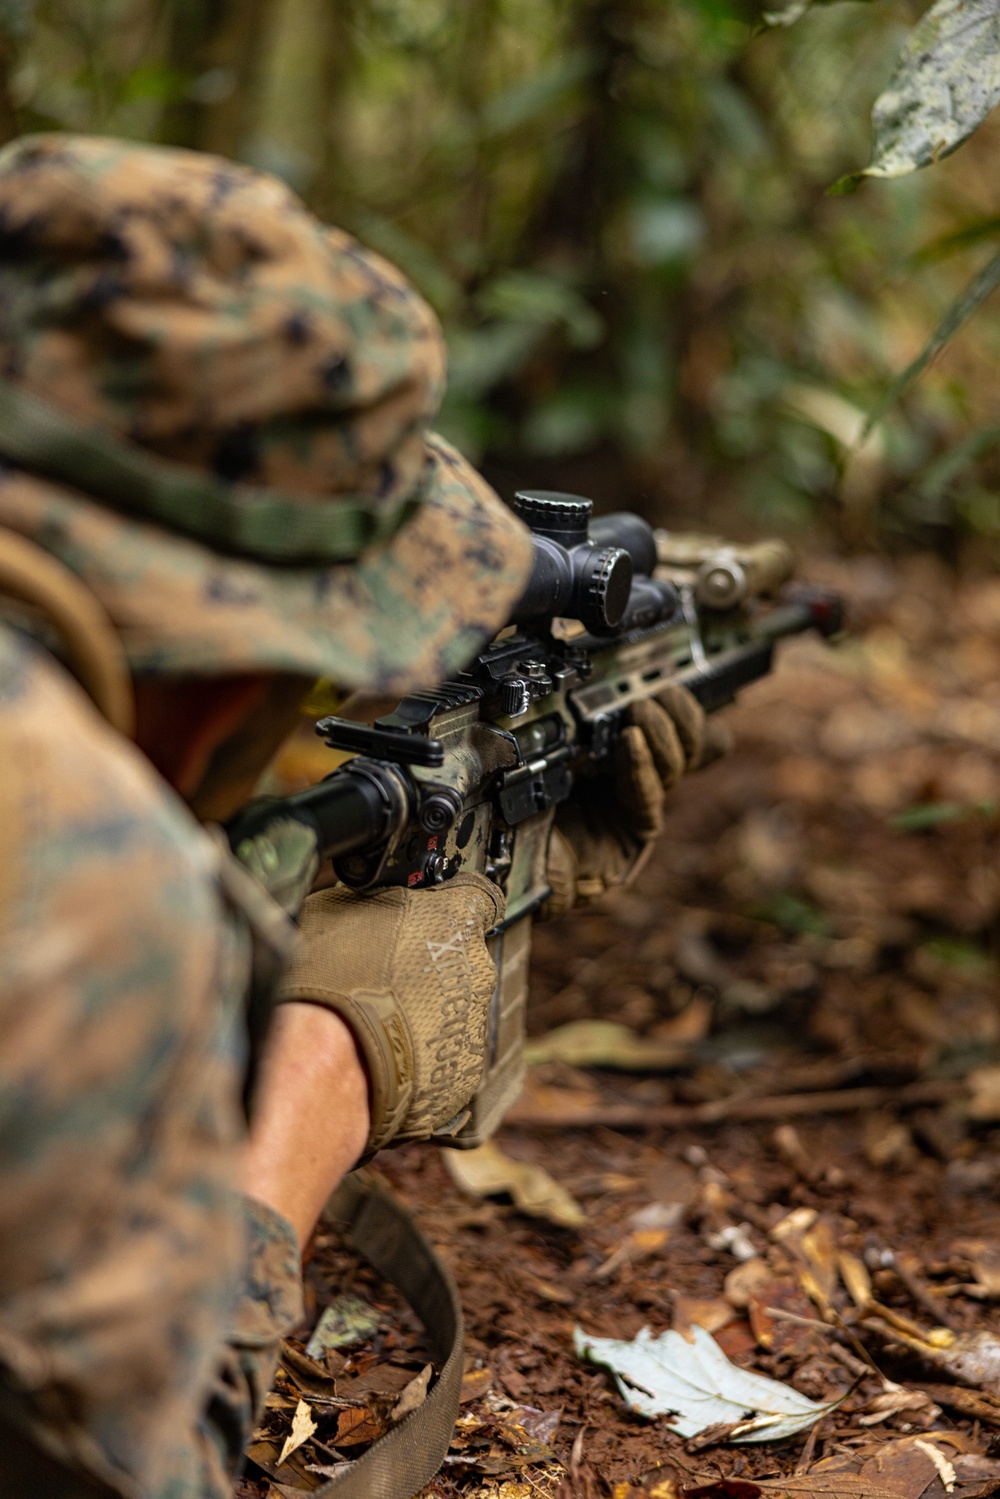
[159,0,274,159]
[0,28,19,145]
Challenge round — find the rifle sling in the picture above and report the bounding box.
[312,1172,464,1499]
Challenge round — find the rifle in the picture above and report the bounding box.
[227,491,842,1147]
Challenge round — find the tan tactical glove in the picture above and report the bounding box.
[546,683,724,918]
[278,872,504,1154]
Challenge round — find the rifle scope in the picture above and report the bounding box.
[512,490,676,634]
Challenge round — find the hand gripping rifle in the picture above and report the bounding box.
[227,492,842,1147]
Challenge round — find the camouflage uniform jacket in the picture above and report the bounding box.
[0,623,303,1498]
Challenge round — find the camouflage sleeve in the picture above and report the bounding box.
[172,1195,303,1497]
[0,627,301,1497]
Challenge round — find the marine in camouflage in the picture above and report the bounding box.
[0,624,302,1497]
[0,133,533,688]
[0,134,532,1494]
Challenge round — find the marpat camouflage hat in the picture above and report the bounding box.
[0,134,532,690]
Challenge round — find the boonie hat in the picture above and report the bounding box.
[0,134,533,690]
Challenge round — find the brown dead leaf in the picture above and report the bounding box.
[522,1271,575,1305]
[838,1251,874,1310]
[807,1433,1000,1499]
[863,1115,915,1169]
[593,1226,670,1281]
[952,1239,1000,1298]
[917,1383,1000,1426]
[279,1341,340,1397]
[460,1364,494,1403]
[683,1481,771,1499]
[340,1361,414,1400]
[335,1405,386,1448]
[770,1209,838,1314]
[749,1278,830,1360]
[725,1257,775,1310]
[773,1124,820,1182]
[672,1293,737,1337]
[713,1318,758,1361]
[505,1078,601,1126]
[245,1435,322,1491]
[800,1219,840,1313]
[864,1317,1000,1396]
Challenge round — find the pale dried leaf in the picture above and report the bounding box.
[277,1398,317,1466]
[524,1016,701,1070]
[724,1257,774,1310]
[838,1250,873,1309]
[954,1238,1000,1296]
[575,1322,835,1442]
[445,1140,586,1228]
[966,1064,1000,1121]
[913,1438,956,1490]
[858,1386,937,1426]
[392,1363,433,1422]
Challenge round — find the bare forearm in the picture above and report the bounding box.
[241,1003,370,1249]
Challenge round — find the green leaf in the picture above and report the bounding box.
[891,799,996,831]
[754,892,831,937]
[0,0,34,39]
[911,215,1000,265]
[351,212,461,316]
[477,48,594,140]
[864,246,1000,434]
[477,271,603,348]
[921,936,994,970]
[912,425,1000,503]
[120,63,189,106]
[845,0,1000,188]
[628,199,705,268]
[305,1294,380,1356]
[522,386,606,456]
[445,321,543,399]
[763,0,875,28]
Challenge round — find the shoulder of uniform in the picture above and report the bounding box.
[0,626,221,940]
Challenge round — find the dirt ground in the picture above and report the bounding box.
[241,553,1000,1499]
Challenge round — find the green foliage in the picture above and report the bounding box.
[754,892,832,937]
[2,0,1000,549]
[890,799,997,831]
[864,246,1000,433]
[833,0,1000,191]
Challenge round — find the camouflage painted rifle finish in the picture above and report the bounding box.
[229,496,842,1146]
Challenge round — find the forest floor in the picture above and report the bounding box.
[241,552,1000,1499]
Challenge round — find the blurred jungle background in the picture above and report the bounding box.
[12,5,1000,1494]
[5,0,1000,559]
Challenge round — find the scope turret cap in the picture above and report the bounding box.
[0,134,532,689]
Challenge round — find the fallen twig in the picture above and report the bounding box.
[507,1079,967,1130]
[915,1383,1000,1427]
[886,1250,961,1332]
